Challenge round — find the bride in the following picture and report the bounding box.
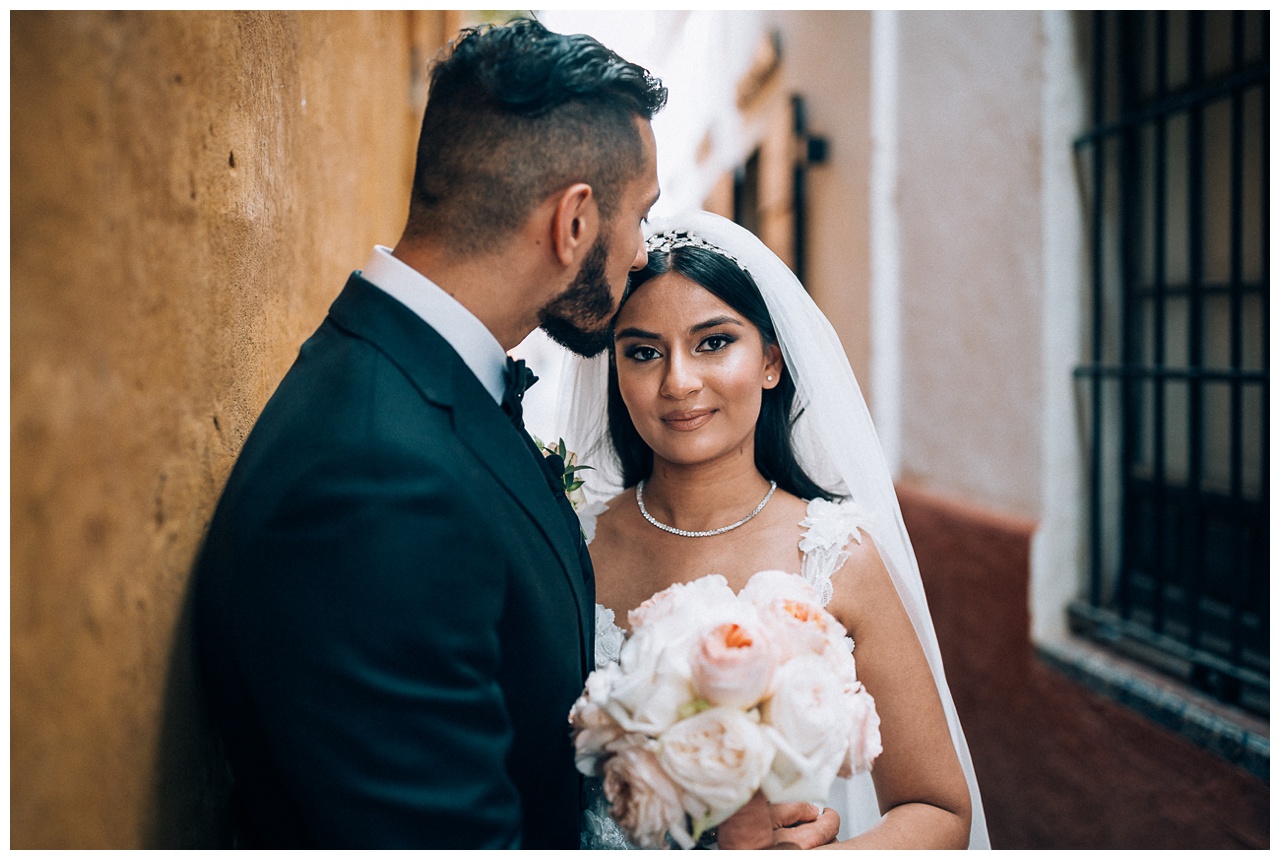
[546,210,989,849]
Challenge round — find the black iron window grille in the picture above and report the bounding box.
[1071,10,1268,715]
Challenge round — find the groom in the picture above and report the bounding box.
[192,20,663,848]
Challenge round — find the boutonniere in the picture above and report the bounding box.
[532,436,593,512]
[532,436,608,543]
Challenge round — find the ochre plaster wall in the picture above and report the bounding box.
[11,10,446,847]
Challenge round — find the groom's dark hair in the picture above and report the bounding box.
[404,18,667,254]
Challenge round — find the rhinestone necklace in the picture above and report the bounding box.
[635,479,778,538]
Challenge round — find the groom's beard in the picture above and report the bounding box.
[538,235,617,358]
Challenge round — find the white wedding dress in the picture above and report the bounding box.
[579,497,884,850]
[530,211,988,849]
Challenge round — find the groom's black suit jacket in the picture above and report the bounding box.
[193,273,594,848]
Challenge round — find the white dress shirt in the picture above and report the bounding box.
[358,245,508,405]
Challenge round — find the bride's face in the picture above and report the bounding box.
[613,271,782,470]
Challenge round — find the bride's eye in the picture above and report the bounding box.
[623,344,661,362]
[698,334,736,353]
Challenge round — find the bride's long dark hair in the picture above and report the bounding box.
[606,244,841,502]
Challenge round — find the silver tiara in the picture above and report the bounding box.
[645,229,749,272]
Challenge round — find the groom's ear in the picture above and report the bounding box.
[549,183,600,268]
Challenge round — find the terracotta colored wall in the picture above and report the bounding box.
[899,483,1268,849]
[10,10,445,847]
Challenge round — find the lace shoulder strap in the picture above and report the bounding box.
[798,498,875,607]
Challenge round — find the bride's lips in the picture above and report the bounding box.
[661,408,715,431]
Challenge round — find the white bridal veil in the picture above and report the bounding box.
[538,210,990,849]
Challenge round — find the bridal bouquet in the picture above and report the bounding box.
[569,570,882,849]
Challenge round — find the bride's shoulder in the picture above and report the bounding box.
[791,500,893,631]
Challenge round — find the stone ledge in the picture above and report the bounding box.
[1036,637,1269,783]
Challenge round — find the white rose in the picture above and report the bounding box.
[568,664,625,775]
[605,626,696,735]
[740,569,819,607]
[838,684,883,778]
[658,707,775,829]
[824,634,859,686]
[760,655,850,804]
[603,740,691,849]
[628,574,737,632]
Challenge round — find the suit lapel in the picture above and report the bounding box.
[327,274,593,671]
[449,382,583,584]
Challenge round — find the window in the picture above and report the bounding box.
[704,93,827,285]
[1072,11,1267,715]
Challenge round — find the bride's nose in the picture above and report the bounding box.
[659,352,701,399]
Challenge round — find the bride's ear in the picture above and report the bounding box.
[762,344,783,389]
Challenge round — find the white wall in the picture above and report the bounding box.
[894,10,1047,517]
[1031,10,1088,642]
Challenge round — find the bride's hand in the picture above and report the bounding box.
[716,792,841,849]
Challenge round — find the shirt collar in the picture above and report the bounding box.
[359,245,507,404]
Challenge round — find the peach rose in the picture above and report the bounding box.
[603,741,691,849]
[689,621,778,709]
[608,576,755,734]
[754,594,839,664]
[739,569,819,607]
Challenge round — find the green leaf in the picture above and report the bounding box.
[691,812,716,844]
[676,698,711,721]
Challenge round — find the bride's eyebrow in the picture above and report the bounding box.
[689,316,744,334]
